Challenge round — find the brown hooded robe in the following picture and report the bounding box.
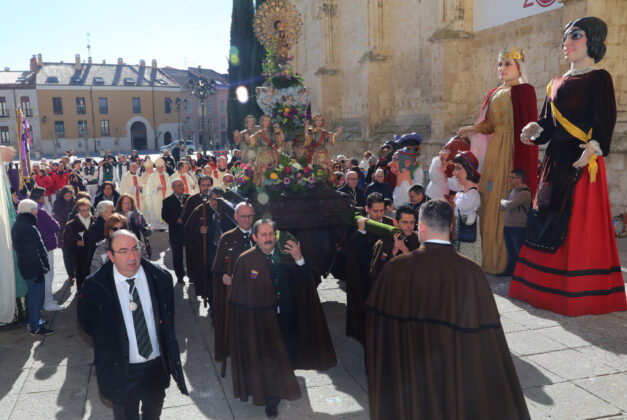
[365,243,530,420]
[229,246,336,405]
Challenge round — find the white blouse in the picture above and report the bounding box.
[454,188,480,224]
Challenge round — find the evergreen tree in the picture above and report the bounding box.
[227,0,264,145]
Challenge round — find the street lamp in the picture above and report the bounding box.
[173,98,182,143]
[187,77,217,153]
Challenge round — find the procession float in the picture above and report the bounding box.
[224,0,418,278]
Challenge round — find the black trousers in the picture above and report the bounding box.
[171,242,185,280]
[112,357,168,420]
[61,246,75,278]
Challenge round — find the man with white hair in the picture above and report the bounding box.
[119,162,144,211]
[211,156,230,188]
[11,199,52,335]
[211,201,256,365]
[145,158,170,229]
[365,169,393,201]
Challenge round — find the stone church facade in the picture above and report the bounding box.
[290,0,627,212]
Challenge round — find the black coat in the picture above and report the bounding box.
[337,184,366,208]
[84,216,106,277]
[11,213,50,281]
[172,146,181,163]
[161,193,189,246]
[77,259,188,403]
[94,191,120,207]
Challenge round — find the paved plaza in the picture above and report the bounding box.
[1,232,626,420]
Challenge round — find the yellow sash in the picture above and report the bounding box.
[547,81,597,182]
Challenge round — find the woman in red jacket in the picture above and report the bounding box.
[35,168,55,212]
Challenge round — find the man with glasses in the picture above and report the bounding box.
[211,202,256,367]
[338,171,365,207]
[78,230,188,418]
[499,169,531,277]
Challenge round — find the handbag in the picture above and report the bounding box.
[457,210,477,243]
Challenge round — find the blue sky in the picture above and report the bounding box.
[2,0,232,73]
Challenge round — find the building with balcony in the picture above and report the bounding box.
[33,54,180,155]
[0,70,39,148]
[161,66,229,149]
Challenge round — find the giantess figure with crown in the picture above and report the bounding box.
[457,47,538,275]
[508,17,627,316]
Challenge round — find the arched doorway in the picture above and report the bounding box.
[131,121,147,150]
[164,131,172,146]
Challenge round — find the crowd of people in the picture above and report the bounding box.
[1,15,625,420]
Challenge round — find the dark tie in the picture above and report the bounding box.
[126,278,153,359]
[243,232,252,250]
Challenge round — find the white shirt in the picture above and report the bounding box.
[113,265,161,364]
[424,239,451,245]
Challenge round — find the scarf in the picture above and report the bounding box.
[78,213,91,230]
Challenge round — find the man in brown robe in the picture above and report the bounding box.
[181,176,212,284]
[369,203,420,280]
[212,202,256,364]
[346,192,394,346]
[365,199,530,420]
[229,219,336,418]
[185,186,235,315]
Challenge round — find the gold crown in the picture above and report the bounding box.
[499,47,525,62]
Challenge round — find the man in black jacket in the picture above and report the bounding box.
[161,179,189,283]
[11,199,52,335]
[77,230,188,418]
[337,171,365,208]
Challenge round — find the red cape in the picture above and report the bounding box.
[479,84,538,195]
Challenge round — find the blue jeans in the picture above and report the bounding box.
[25,276,45,332]
[503,226,527,275]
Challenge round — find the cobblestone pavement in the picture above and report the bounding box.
[1,233,626,419]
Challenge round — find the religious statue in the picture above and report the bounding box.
[303,114,343,163]
[233,115,259,164]
[253,0,303,66]
[251,115,284,186]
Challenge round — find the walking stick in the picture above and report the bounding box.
[201,199,208,308]
[221,248,233,377]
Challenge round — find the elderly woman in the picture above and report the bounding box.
[114,194,152,256]
[83,200,115,278]
[509,17,627,316]
[450,151,482,265]
[62,198,93,289]
[11,199,52,335]
[89,214,150,273]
